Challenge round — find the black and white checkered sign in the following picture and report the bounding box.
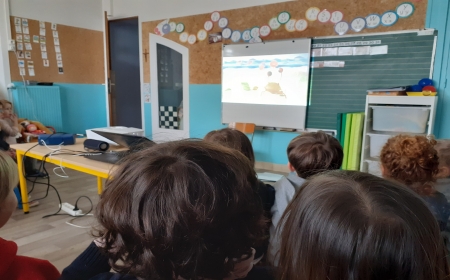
[159,106,179,129]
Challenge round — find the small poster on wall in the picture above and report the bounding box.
[209,32,222,44]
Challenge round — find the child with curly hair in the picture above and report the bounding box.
[380,135,450,231]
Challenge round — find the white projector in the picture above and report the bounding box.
[86,126,145,145]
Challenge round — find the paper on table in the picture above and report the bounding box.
[257,172,284,182]
[353,46,370,55]
[370,45,388,55]
[338,47,353,56]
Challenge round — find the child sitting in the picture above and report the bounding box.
[61,140,268,280]
[380,135,450,231]
[0,100,21,145]
[0,152,59,279]
[204,128,275,259]
[267,131,343,265]
[434,139,450,201]
[278,170,449,280]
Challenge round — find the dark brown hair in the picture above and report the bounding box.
[0,152,18,202]
[204,128,255,166]
[95,140,265,280]
[279,170,449,280]
[380,135,439,195]
[287,131,343,178]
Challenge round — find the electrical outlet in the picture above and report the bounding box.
[60,202,83,216]
[7,40,15,51]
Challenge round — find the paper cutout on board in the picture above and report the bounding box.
[22,19,28,26]
[19,67,26,76]
[222,28,232,39]
[311,49,322,57]
[58,67,64,74]
[40,44,46,52]
[351,17,366,32]
[54,38,60,45]
[285,19,296,32]
[57,61,63,67]
[306,7,321,21]
[323,48,338,56]
[40,36,45,43]
[188,34,197,44]
[211,11,221,22]
[209,33,222,44]
[295,19,308,31]
[381,11,398,26]
[16,35,22,42]
[318,10,331,23]
[231,30,241,42]
[18,60,25,68]
[17,43,23,51]
[334,21,349,35]
[370,45,388,55]
[43,60,49,67]
[23,35,30,43]
[366,14,381,28]
[33,35,39,43]
[197,30,207,41]
[14,17,21,25]
[155,19,170,36]
[25,43,32,50]
[249,37,262,44]
[15,25,22,33]
[39,21,45,29]
[338,47,353,56]
[218,17,229,28]
[51,23,57,30]
[169,22,176,32]
[250,27,260,38]
[353,46,371,55]
[259,25,271,37]
[23,27,29,34]
[27,61,34,68]
[179,32,188,43]
[204,21,213,31]
[55,45,60,53]
[25,51,31,59]
[330,11,344,24]
[396,2,415,18]
[28,68,35,76]
[269,18,281,30]
[17,51,24,58]
[56,53,62,61]
[176,23,185,33]
[277,11,291,24]
[41,51,47,59]
[40,28,45,36]
[53,31,58,38]
[242,30,251,41]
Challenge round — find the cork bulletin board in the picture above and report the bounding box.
[9,17,105,84]
[142,0,428,84]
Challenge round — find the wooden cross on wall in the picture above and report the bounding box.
[143,49,149,62]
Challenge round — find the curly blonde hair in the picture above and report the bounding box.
[380,135,439,196]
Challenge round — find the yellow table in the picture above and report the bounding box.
[11,139,114,213]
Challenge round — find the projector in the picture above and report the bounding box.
[86,126,144,145]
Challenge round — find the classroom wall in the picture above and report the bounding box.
[5,1,107,135]
[141,0,429,165]
[0,0,12,99]
[426,0,450,139]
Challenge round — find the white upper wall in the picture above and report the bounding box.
[106,0,294,21]
[9,0,103,31]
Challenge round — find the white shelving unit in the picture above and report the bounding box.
[360,96,438,176]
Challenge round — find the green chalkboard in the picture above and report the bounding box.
[306,31,436,129]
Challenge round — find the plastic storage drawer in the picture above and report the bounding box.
[371,106,430,133]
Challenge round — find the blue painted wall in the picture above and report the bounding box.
[13,82,107,134]
[426,0,450,138]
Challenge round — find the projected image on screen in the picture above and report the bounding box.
[222,54,309,106]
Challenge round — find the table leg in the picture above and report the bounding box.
[16,152,29,214]
[97,177,103,195]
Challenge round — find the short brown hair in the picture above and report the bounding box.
[435,139,450,167]
[0,99,12,107]
[279,170,449,280]
[204,128,255,166]
[95,140,265,279]
[0,152,18,202]
[287,131,343,178]
[380,135,439,195]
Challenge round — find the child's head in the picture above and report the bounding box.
[0,100,13,118]
[0,152,18,228]
[287,131,343,178]
[204,128,255,166]
[278,170,449,280]
[380,135,439,195]
[435,139,450,179]
[95,140,264,279]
